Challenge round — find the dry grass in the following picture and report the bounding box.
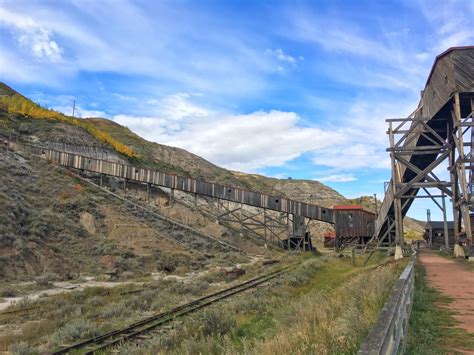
[251,263,398,354]
[121,255,403,355]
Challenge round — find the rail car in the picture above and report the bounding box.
[333,205,375,249]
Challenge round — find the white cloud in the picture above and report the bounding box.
[0,8,62,62]
[311,98,413,170]
[313,144,390,170]
[264,48,303,73]
[314,174,357,182]
[146,93,212,120]
[112,93,342,171]
[417,0,474,53]
[112,91,414,174]
[0,1,276,95]
[265,48,299,64]
[17,27,62,61]
[112,93,137,102]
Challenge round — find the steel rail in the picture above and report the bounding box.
[53,265,296,354]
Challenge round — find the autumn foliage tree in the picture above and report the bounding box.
[0,94,138,158]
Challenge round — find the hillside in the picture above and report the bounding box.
[0,86,397,355]
[0,81,354,278]
[0,82,347,207]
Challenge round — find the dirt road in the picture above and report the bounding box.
[419,250,474,332]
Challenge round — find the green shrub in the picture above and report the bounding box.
[178,336,227,355]
[171,280,209,296]
[98,301,132,319]
[51,318,100,344]
[199,308,236,337]
[0,287,18,297]
[35,272,61,287]
[8,342,37,355]
[231,291,270,315]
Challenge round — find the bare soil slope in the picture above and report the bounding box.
[0,148,243,281]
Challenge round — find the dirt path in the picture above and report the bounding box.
[419,250,474,333]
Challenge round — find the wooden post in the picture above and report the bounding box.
[427,209,433,246]
[169,188,174,204]
[287,213,291,251]
[389,121,405,249]
[263,208,267,244]
[442,192,449,248]
[448,110,460,242]
[454,93,472,242]
[239,203,243,236]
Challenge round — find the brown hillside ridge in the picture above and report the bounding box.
[0,81,389,251]
[0,82,19,97]
[0,81,347,205]
[0,82,356,282]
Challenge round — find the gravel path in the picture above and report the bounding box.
[419,250,474,333]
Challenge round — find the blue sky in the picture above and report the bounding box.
[0,0,473,220]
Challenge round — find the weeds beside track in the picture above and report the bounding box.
[53,265,296,354]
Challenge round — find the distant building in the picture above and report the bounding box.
[423,221,455,247]
[323,230,336,248]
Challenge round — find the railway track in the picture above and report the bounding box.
[0,305,49,318]
[53,264,296,354]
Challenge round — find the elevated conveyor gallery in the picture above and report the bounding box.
[374,47,474,246]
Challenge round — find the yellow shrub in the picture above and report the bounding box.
[0,94,138,158]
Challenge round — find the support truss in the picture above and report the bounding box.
[385,94,474,250]
[387,114,452,246]
[215,200,312,251]
[449,95,474,244]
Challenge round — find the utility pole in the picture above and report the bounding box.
[71,100,76,118]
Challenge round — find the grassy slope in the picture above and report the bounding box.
[118,255,406,354]
[0,257,286,352]
[408,263,474,353]
[0,83,136,158]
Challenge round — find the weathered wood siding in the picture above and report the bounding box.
[334,209,375,238]
[10,141,335,224]
[375,47,474,240]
